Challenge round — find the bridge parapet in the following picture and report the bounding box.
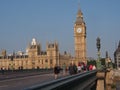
[25,70,97,90]
[97,69,117,90]
[106,70,113,90]
[96,71,106,90]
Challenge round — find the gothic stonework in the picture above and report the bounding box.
[114,41,120,69]
[0,38,72,70]
[74,9,87,64]
[0,8,87,70]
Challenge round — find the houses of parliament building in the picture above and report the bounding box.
[0,39,72,69]
[0,8,87,70]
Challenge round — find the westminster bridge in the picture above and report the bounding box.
[0,69,119,90]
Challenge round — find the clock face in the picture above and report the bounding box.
[77,28,82,33]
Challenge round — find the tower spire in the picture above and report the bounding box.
[118,40,120,47]
[78,0,81,11]
[77,0,82,17]
[75,3,84,25]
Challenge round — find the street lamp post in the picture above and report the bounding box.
[96,37,102,69]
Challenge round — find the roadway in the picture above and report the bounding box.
[0,73,55,90]
[0,72,68,90]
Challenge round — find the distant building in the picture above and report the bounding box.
[0,38,73,70]
[1,49,7,57]
[114,41,120,69]
[0,7,87,70]
[74,8,87,64]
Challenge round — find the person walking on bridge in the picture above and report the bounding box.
[69,63,74,75]
[62,63,67,76]
[77,63,81,73]
[73,63,77,74]
[54,64,60,79]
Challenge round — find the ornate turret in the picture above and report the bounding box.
[1,49,7,57]
[114,41,120,54]
[46,41,59,65]
[106,51,108,58]
[28,38,41,57]
[114,41,120,69]
[75,9,84,25]
[118,41,120,48]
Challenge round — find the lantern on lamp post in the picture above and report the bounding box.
[96,37,102,69]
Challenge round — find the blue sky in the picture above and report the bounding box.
[0,0,120,60]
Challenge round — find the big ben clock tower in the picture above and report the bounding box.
[74,8,87,63]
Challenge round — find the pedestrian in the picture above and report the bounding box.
[92,65,96,70]
[83,62,87,72]
[89,65,93,71]
[73,63,77,74]
[54,64,59,79]
[1,66,5,75]
[62,63,66,76]
[77,64,81,73]
[86,65,89,71]
[69,63,74,75]
[81,63,84,72]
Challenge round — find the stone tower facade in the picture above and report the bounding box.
[28,38,41,57]
[74,9,87,63]
[46,42,59,66]
[114,41,120,69]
